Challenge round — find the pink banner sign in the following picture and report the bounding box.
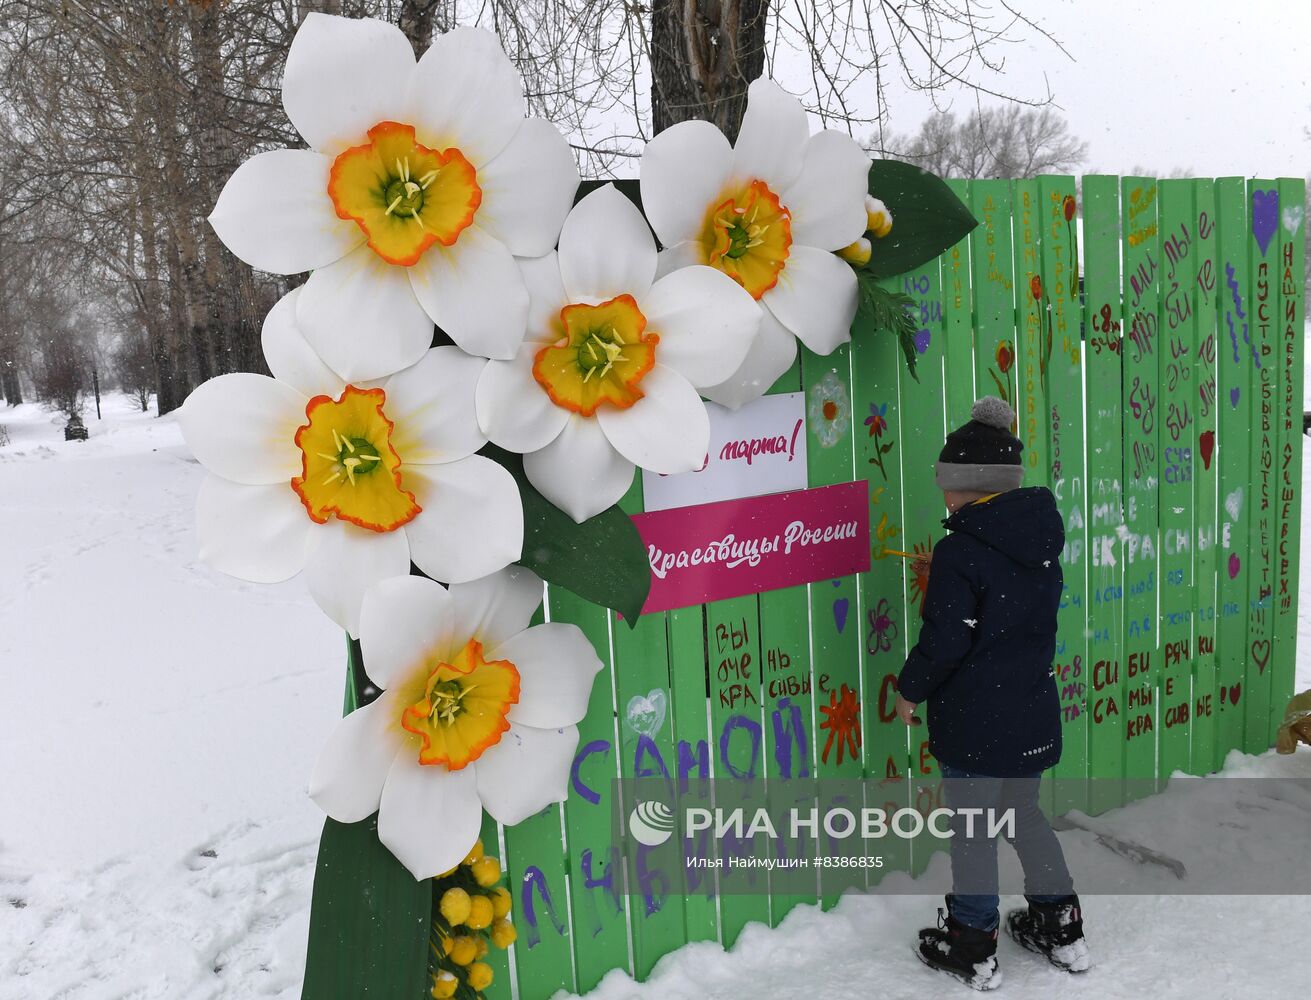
[631,481,871,615]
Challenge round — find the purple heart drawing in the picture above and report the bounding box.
[1252,189,1279,257]
[1230,386,1241,408]
[833,598,850,633]
[914,328,932,355]
[1228,553,1241,579]
[832,579,842,587]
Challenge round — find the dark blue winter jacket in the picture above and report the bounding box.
[897,485,1065,777]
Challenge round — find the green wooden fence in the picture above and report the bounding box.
[478,175,1305,998]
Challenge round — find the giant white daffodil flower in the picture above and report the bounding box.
[639,78,870,409]
[209,13,579,380]
[309,569,603,879]
[177,288,523,637]
[474,184,761,523]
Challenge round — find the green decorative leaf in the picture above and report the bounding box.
[484,444,651,626]
[301,811,432,1000]
[854,274,921,383]
[860,159,977,279]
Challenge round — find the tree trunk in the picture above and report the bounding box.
[650,0,769,142]
[398,0,443,58]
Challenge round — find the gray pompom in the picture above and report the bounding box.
[971,395,1014,429]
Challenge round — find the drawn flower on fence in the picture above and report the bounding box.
[309,570,603,879]
[1062,194,1077,272]
[819,683,861,765]
[638,78,870,409]
[986,340,1016,421]
[474,184,760,523]
[1027,274,1054,382]
[909,540,933,615]
[208,13,579,380]
[865,598,899,655]
[177,289,523,636]
[864,401,895,480]
[808,370,850,448]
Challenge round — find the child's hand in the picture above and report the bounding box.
[894,694,921,726]
[911,552,932,577]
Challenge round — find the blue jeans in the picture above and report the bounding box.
[938,763,1075,932]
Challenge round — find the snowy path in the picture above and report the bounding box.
[1,395,1309,1000]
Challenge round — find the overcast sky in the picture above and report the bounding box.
[790,0,1311,179]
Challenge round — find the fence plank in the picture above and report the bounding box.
[1039,175,1089,811]
[800,343,866,905]
[1271,178,1306,744]
[1244,179,1280,753]
[943,179,976,427]
[758,361,821,924]
[851,291,912,886]
[1156,178,1198,778]
[1191,179,1221,773]
[891,255,948,875]
[1213,177,1253,768]
[1081,176,1127,813]
[969,181,1018,411]
[1120,176,1163,794]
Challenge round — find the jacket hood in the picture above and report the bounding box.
[942,485,1065,568]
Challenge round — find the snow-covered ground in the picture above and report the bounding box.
[2,392,1310,1000]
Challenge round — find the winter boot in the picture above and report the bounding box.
[915,907,1002,991]
[1005,895,1091,973]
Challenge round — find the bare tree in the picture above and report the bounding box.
[896,106,1088,179]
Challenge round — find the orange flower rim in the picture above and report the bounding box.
[699,180,792,300]
[399,639,521,770]
[328,121,482,267]
[533,294,659,417]
[291,385,421,533]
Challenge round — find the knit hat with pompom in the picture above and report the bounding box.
[935,396,1024,491]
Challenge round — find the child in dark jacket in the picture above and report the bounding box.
[895,396,1089,991]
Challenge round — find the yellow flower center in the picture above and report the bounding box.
[291,385,421,533]
[532,294,659,417]
[698,180,792,299]
[328,121,481,267]
[399,640,520,770]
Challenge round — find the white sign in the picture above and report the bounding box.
[642,392,808,512]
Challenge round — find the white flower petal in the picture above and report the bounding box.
[304,518,412,638]
[475,346,569,454]
[308,693,404,823]
[297,245,434,383]
[381,347,487,465]
[557,185,656,302]
[596,365,709,474]
[196,475,319,583]
[493,623,603,729]
[782,130,871,251]
[473,723,579,826]
[477,120,579,257]
[700,306,798,410]
[731,78,809,192]
[765,245,858,355]
[378,754,483,879]
[523,414,635,524]
[520,251,569,345]
[408,226,528,361]
[282,13,415,155]
[640,119,733,246]
[359,576,456,690]
[178,373,304,485]
[446,565,545,653]
[208,149,362,275]
[654,240,703,280]
[404,456,524,583]
[641,265,760,388]
[408,26,525,167]
[261,288,344,399]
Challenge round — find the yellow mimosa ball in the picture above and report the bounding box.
[491,919,517,949]
[464,894,494,930]
[467,962,494,991]
[471,856,502,887]
[439,887,471,927]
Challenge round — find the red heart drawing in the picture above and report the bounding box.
[1251,640,1270,674]
[1229,682,1241,705]
[1199,429,1215,471]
